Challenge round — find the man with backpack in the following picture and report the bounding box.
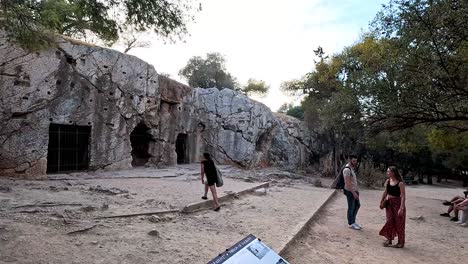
[332,155,362,230]
[343,155,362,230]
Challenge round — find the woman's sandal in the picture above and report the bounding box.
[214,206,221,211]
[393,244,404,248]
[383,240,392,247]
[201,196,208,200]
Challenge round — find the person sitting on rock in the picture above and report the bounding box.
[454,198,468,227]
[440,190,468,221]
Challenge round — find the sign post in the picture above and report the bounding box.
[207,234,290,264]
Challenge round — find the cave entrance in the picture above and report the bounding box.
[47,124,91,173]
[130,123,151,167]
[176,133,189,164]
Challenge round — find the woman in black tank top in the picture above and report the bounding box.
[379,166,406,248]
[200,153,220,211]
[386,180,401,197]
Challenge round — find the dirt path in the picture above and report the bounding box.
[0,165,332,264]
[282,187,468,264]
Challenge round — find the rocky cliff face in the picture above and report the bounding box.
[182,88,316,171]
[0,32,317,178]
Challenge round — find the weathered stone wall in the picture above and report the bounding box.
[181,88,317,171]
[0,32,164,177]
[0,32,317,178]
[152,76,193,165]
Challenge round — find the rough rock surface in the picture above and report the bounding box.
[0,32,316,177]
[0,31,172,177]
[181,88,317,170]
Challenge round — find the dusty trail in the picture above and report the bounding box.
[282,187,468,264]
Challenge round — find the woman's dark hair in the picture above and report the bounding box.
[349,154,358,160]
[203,153,211,160]
[388,166,403,182]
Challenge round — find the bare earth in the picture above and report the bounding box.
[0,165,332,264]
[283,185,468,264]
[1,165,466,264]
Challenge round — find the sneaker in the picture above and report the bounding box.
[450,217,459,221]
[349,223,361,230]
[460,223,467,227]
[442,201,452,206]
[454,220,463,224]
[355,223,363,229]
[440,213,451,217]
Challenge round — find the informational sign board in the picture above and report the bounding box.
[207,234,290,264]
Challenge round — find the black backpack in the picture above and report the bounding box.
[331,166,351,189]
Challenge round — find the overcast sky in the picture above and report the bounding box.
[128,0,387,111]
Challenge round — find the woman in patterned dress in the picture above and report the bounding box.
[379,166,406,248]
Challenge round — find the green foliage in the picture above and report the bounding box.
[281,0,468,176]
[286,106,304,120]
[281,53,362,146]
[364,0,468,132]
[276,103,304,120]
[277,103,292,114]
[179,53,238,90]
[0,0,197,50]
[241,79,269,96]
[427,129,468,169]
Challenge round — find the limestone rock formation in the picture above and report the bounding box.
[182,88,316,170]
[0,31,316,178]
[0,31,164,177]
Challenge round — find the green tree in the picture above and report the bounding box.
[241,79,269,96]
[281,1,468,184]
[286,106,304,120]
[276,103,304,119]
[282,51,363,174]
[277,103,292,113]
[427,129,468,170]
[361,0,468,132]
[179,52,238,90]
[0,0,199,50]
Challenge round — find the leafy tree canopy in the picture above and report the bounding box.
[277,103,304,120]
[0,0,199,50]
[241,78,269,96]
[281,0,468,178]
[179,52,238,90]
[286,106,304,120]
[365,0,468,132]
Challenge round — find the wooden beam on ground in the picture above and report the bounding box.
[66,224,97,235]
[98,209,179,219]
[13,202,83,209]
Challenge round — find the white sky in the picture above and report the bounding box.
[127,0,387,111]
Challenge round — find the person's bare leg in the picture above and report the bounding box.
[448,205,454,214]
[452,208,460,221]
[204,183,209,197]
[209,185,219,209]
